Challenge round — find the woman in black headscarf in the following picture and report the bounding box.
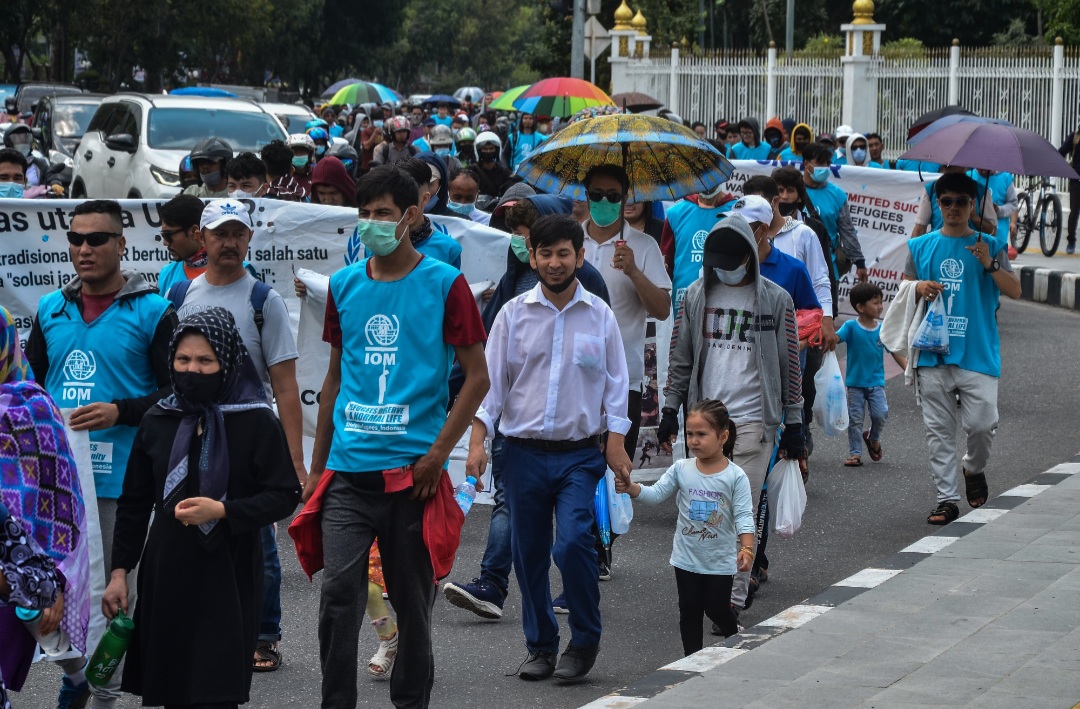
[103,308,301,709]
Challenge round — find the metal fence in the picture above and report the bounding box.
[622,43,1080,169]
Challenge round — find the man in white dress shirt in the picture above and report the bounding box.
[580,164,671,577]
[467,214,633,684]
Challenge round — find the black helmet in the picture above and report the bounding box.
[189,137,234,165]
[327,142,359,175]
[3,123,32,147]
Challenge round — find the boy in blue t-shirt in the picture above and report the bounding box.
[837,283,907,466]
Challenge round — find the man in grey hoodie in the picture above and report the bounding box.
[659,214,804,617]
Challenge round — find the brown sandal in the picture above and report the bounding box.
[844,455,863,467]
[254,640,281,672]
[863,431,883,461]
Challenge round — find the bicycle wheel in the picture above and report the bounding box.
[1013,192,1032,253]
[1040,194,1062,256]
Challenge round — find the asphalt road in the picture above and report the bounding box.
[12,297,1080,709]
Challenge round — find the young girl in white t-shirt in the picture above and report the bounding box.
[616,399,755,655]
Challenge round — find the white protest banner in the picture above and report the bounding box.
[722,160,939,318]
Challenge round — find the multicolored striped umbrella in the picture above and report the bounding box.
[512,77,614,119]
[327,81,400,106]
[516,114,734,202]
[488,85,531,111]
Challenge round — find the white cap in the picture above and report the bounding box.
[730,194,774,226]
[200,199,254,231]
[835,124,854,139]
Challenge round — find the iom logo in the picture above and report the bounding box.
[940,258,964,281]
[61,349,96,405]
[691,230,708,263]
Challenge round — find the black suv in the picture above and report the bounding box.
[30,93,106,188]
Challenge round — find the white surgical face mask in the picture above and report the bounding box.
[714,263,748,285]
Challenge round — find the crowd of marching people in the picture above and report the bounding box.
[0,90,1027,709]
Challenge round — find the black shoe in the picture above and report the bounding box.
[744,576,759,610]
[598,561,611,581]
[553,643,599,682]
[518,651,556,680]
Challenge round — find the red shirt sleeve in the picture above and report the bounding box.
[443,275,486,347]
[322,289,342,348]
[659,219,675,278]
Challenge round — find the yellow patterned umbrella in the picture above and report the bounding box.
[514,114,733,202]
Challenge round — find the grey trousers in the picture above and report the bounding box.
[89,498,136,708]
[729,421,772,610]
[917,365,999,504]
[318,473,436,709]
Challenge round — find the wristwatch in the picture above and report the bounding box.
[984,259,1001,274]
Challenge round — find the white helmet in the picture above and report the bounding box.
[288,133,316,154]
[475,131,502,150]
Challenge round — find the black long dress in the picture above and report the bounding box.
[111,409,301,706]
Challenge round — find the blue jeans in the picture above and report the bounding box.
[260,524,282,642]
[503,440,605,654]
[847,385,888,456]
[478,432,512,597]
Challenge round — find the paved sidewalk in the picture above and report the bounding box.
[582,461,1080,709]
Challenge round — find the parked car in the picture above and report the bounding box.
[260,101,317,132]
[70,94,288,199]
[6,82,84,118]
[31,93,106,189]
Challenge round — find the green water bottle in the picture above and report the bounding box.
[87,609,134,687]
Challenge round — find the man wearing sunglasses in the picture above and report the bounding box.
[911,165,998,237]
[25,199,178,708]
[156,194,209,296]
[903,172,1020,527]
[581,164,671,580]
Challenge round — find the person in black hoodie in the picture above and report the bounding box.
[1059,124,1080,253]
[474,132,512,202]
[441,194,610,622]
[417,151,457,217]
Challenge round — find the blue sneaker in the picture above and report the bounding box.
[443,578,504,619]
[57,675,91,709]
[552,592,569,614]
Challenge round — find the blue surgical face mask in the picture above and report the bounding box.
[851,148,867,163]
[811,166,831,184]
[316,145,327,157]
[714,264,748,285]
[424,193,438,212]
[292,155,309,169]
[447,200,474,216]
[0,182,25,199]
[374,120,384,128]
[435,148,452,157]
[358,212,408,256]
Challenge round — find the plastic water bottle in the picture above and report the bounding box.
[454,476,478,515]
[87,609,134,687]
[15,606,72,657]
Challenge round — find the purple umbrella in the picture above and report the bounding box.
[899,122,1079,179]
[907,115,1013,146]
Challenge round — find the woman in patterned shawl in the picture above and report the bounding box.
[0,305,89,701]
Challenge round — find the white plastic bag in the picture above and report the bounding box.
[768,458,806,539]
[912,295,950,354]
[606,469,634,535]
[813,351,849,435]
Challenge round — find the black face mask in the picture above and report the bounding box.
[174,370,225,405]
[479,151,498,163]
[778,201,800,217]
[541,266,577,294]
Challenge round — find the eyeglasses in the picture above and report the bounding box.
[156,228,186,244]
[938,197,972,208]
[67,231,121,247]
[587,190,624,204]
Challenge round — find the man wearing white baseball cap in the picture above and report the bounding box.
[166,198,306,673]
[834,124,854,162]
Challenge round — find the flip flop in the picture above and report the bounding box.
[844,455,863,467]
[863,431,883,462]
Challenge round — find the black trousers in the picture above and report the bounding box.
[674,567,737,655]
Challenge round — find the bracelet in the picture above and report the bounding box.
[739,546,755,556]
